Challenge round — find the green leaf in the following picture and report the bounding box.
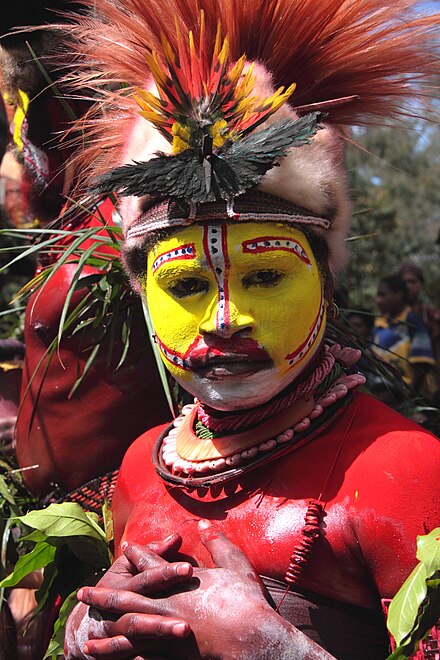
[43,590,78,659]
[43,638,64,660]
[57,242,103,350]
[426,577,440,589]
[102,500,114,547]
[0,542,56,588]
[0,475,15,506]
[33,561,59,618]
[387,581,440,659]
[387,561,428,645]
[16,503,106,542]
[21,529,50,543]
[65,536,110,570]
[416,528,440,577]
[68,343,100,399]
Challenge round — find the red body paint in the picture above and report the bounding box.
[113,392,440,610]
[15,199,169,496]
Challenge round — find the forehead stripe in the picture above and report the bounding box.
[202,223,230,331]
[242,236,311,267]
[152,243,196,274]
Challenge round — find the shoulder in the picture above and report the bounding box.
[118,422,170,478]
[112,422,171,545]
[339,392,439,467]
[336,393,439,595]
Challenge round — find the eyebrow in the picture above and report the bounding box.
[241,236,311,266]
[152,243,197,274]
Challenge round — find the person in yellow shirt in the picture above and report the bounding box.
[373,275,435,392]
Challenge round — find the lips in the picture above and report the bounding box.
[185,336,272,375]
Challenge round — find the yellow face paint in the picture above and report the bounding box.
[144,221,326,410]
[11,89,29,152]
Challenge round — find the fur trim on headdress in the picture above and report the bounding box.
[60,0,438,272]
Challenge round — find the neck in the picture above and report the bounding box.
[157,342,365,481]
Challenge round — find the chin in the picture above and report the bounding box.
[176,367,296,412]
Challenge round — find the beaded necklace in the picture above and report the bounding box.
[154,343,365,484]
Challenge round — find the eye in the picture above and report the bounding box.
[242,269,284,288]
[168,277,209,298]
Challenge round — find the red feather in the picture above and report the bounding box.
[61,0,439,184]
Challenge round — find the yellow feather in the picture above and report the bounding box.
[212,22,222,62]
[227,55,247,84]
[139,110,168,125]
[218,36,229,69]
[172,134,190,154]
[145,50,168,90]
[234,96,257,115]
[133,88,165,113]
[189,30,196,60]
[172,122,191,141]
[199,10,205,60]
[161,34,176,67]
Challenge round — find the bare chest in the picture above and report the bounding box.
[121,473,376,607]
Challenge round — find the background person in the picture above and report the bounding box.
[373,274,435,395]
[398,261,440,395]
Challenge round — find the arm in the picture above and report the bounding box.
[75,521,335,660]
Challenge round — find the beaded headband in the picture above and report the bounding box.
[125,192,330,242]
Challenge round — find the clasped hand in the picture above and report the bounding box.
[65,520,273,659]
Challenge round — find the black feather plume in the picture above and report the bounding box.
[92,112,323,202]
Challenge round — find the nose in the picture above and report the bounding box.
[198,297,254,339]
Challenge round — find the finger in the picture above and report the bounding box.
[146,533,183,559]
[83,634,135,658]
[129,561,192,594]
[198,520,257,577]
[77,587,153,613]
[112,612,190,640]
[122,542,169,571]
[78,586,187,619]
[84,634,189,659]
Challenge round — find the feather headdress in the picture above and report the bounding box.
[64,0,439,271]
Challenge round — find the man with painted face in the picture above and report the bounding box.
[64,1,440,658]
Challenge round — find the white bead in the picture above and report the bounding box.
[294,417,310,432]
[241,447,258,459]
[181,404,195,415]
[210,458,226,471]
[276,429,294,443]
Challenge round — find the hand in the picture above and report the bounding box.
[64,533,193,659]
[76,521,332,659]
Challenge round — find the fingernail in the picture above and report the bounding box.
[176,562,192,576]
[121,540,128,551]
[164,533,176,543]
[172,622,189,637]
[83,643,90,654]
[198,519,211,530]
[77,588,83,600]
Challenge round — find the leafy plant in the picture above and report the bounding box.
[0,502,112,659]
[0,197,175,414]
[387,527,440,658]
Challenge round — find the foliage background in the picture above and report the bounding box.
[340,117,440,310]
